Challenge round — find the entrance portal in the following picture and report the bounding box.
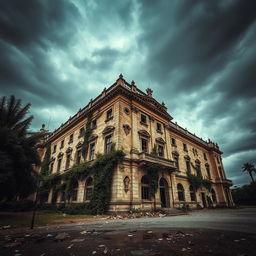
[159,178,170,208]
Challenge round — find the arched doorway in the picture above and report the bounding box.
[159,178,170,208]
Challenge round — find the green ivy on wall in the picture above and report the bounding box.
[40,146,51,176]
[81,114,92,158]
[42,149,125,214]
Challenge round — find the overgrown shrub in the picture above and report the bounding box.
[63,203,92,215]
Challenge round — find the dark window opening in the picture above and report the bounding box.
[158,145,164,157]
[106,108,113,120]
[141,114,147,124]
[141,138,148,152]
[141,176,150,200]
[89,142,95,160]
[177,183,185,201]
[105,134,112,153]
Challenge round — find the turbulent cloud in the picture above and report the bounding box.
[0,0,255,186]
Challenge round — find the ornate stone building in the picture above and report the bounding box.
[41,75,234,211]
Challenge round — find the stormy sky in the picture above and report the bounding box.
[0,0,255,187]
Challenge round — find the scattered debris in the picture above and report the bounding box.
[103,247,108,254]
[128,234,133,237]
[234,240,240,243]
[106,211,168,220]
[92,251,97,254]
[1,225,12,230]
[181,248,187,251]
[67,244,74,249]
[54,232,70,241]
[46,234,53,238]
[71,238,85,243]
[80,230,87,235]
[3,242,22,248]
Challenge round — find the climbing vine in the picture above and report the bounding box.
[42,148,125,214]
[187,163,212,191]
[40,146,51,176]
[81,114,92,158]
[141,162,160,197]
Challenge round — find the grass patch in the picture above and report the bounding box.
[0,210,101,228]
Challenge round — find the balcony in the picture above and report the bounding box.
[138,152,176,172]
[215,178,233,186]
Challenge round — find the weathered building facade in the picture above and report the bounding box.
[42,75,234,211]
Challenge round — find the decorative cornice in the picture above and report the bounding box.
[102,126,115,135]
[138,129,151,138]
[155,137,166,144]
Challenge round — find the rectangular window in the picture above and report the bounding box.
[141,138,148,152]
[142,186,150,200]
[203,152,207,160]
[105,135,112,153]
[196,164,202,177]
[173,156,179,171]
[79,127,85,137]
[60,140,64,149]
[91,119,97,129]
[217,156,220,164]
[186,160,191,173]
[171,137,176,146]
[50,162,54,173]
[206,166,211,179]
[86,188,93,200]
[69,134,73,143]
[140,114,147,124]
[218,167,223,179]
[66,154,71,169]
[89,142,95,161]
[57,159,62,172]
[156,122,162,132]
[53,145,57,153]
[183,143,188,152]
[106,108,113,120]
[158,145,164,157]
[76,150,82,165]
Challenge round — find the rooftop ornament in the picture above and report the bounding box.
[146,88,153,97]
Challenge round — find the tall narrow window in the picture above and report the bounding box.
[141,138,148,152]
[105,134,112,153]
[196,163,202,177]
[171,137,176,146]
[218,167,223,179]
[189,185,196,201]
[76,149,82,164]
[106,108,113,120]
[53,145,57,153]
[140,114,147,125]
[183,143,188,152]
[71,181,78,201]
[84,177,93,201]
[79,127,85,137]
[66,154,71,169]
[185,160,191,173]
[211,188,217,203]
[177,183,185,201]
[206,165,211,179]
[89,142,95,160]
[156,122,162,132]
[50,162,54,173]
[57,158,62,172]
[91,119,97,129]
[60,140,64,149]
[203,152,207,160]
[158,145,164,157]
[173,153,179,171]
[141,176,150,200]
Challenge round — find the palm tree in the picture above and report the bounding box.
[0,95,45,201]
[242,163,256,183]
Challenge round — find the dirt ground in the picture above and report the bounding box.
[0,228,255,256]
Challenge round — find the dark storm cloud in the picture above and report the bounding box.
[0,0,255,186]
[137,0,256,185]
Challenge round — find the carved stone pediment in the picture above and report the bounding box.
[172,151,179,156]
[50,157,55,162]
[66,147,73,153]
[76,141,83,148]
[88,134,98,141]
[156,137,165,144]
[102,125,115,135]
[195,159,201,164]
[138,129,150,138]
[57,152,64,158]
[184,155,191,160]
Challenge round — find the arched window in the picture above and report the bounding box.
[84,177,93,201]
[189,185,196,201]
[211,188,217,203]
[177,183,185,201]
[71,180,78,202]
[141,175,150,200]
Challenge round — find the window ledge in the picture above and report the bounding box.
[140,121,148,127]
[156,130,163,134]
[171,144,177,147]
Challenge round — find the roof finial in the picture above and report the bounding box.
[146,88,153,97]
[119,73,123,79]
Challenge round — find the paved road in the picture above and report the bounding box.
[53,208,256,234]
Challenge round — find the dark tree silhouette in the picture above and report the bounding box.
[0,95,44,201]
[242,162,256,183]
